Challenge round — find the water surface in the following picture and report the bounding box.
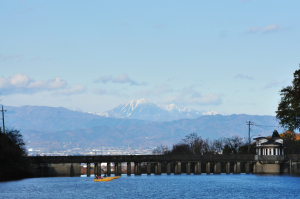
[1,174,299,198]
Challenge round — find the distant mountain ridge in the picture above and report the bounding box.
[90,99,225,121]
[2,104,281,150]
[4,105,150,132]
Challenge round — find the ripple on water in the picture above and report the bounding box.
[1,174,300,199]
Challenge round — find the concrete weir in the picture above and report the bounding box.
[29,154,300,177]
[32,163,81,177]
[253,155,284,174]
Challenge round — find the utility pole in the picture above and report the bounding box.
[246,121,254,154]
[1,105,7,134]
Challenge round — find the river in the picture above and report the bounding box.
[1,174,300,198]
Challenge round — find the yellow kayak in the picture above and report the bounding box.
[94,178,112,182]
[103,176,120,180]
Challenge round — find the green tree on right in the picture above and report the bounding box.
[276,65,300,154]
[276,65,300,131]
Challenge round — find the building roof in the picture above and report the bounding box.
[253,137,283,141]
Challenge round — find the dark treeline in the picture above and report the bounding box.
[279,131,300,154]
[154,131,300,155]
[152,133,256,155]
[0,128,33,181]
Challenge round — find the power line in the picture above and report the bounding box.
[254,124,281,128]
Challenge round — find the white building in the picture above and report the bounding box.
[254,137,284,156]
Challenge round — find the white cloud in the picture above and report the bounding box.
[234,74,254,80]
[93,76,112,84]
[0,54,23,61]
[0,73,67,95]
[94,88,108,95]
[264,79,286,89]
[113,73,138,85]
[134,84,221,106]
[0,73,89,96]
[247,27,260,33]
[56,85,87,95]
[94,73,146,86]
[263,25,280,32]
[28,77,66,90]
[164,92,223,106]
[162,86,223,106]
[94,88,126,97]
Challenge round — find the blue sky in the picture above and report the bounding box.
[1,0,300,115]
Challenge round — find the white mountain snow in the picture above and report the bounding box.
[90,99,225,121]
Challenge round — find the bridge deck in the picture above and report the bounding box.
[29,154,256,164]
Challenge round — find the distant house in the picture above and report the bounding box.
[254,137,284,155]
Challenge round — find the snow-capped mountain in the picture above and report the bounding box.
[92,99,225,121]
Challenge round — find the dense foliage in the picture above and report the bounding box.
[279,131,300,154]
[152,133,255,155]
[0,128,32,180]
[276,66,300,131]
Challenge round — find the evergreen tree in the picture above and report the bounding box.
[276,66,300,131]
[272,130,280,137]
[0,129,32,180]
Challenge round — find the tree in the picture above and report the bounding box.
[180,133,204,154]
[152,144,168,155]
[223,135,245,154]
[279,131,300,154]
[223,145,232,154]
[238,143,256,154]
[276,66,300,131]
[272,130,280,137]
[0,128,32,180]
[170,143,192,155]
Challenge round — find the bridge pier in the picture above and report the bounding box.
[206,162,211,174]
[87,163,90,177]
[107,162,111,176]
[95,162,102,176]
[134,162,141,175]
[127,162,131,175]
[186,162,191,174]
[155,163,161,175]
[234,162,241,174]
[175,162,181,174]
[214,162,221,174]
[245,162,250,174]
[114,162,121,176]
[167,162,171,175]
[194,162,201,174]
[94,163,97,176]
[226,162,230,174]
[147,163,151,175]
[118,162,122,175]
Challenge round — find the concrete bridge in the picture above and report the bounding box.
[28,154,300,177]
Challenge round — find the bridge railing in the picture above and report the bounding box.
[29,154,256,164]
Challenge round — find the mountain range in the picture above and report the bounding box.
[1,100,282,150]
[90,99,225,121]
